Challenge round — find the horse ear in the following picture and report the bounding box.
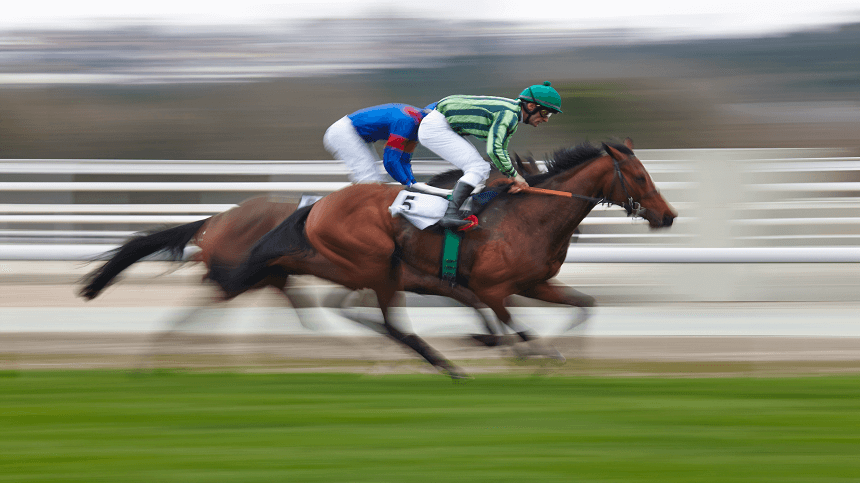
[523,154,540,175]
[514,152,540,176]
[602,142,625,161]
[513,152,525,173]
[624,137,634,150]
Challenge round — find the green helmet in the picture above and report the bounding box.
[518,81,563,114]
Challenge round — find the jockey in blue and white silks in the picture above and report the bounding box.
[324,103,436,185]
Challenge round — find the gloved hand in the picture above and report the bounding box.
[509,173,529,193]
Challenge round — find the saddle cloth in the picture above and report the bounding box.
[388,191,449,230]
[298,194,324,209]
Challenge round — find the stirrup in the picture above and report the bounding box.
[438,215,470,229]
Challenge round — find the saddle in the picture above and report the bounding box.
[389,182,511,231]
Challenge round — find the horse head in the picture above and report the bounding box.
[600,139,676,229]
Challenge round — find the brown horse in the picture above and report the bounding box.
[79,198,495,373]
[78,197,333,352]
[210,140,677,378]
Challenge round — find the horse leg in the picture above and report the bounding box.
[513,282,596,361]
[447,285,507,348]
[398,263,502,347]
[137,294,228,370]
[519,282,595,333]
[280,283,326,332]
[266,273,375,333]
[330,289,392,335]
[478,290,566,362]
[375,288,469,380]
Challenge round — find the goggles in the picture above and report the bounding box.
[527,87,554,118]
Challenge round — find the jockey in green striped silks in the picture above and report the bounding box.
[418,81,563,229]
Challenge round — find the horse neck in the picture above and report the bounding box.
[514,155,616,246]
[548,154,616,202]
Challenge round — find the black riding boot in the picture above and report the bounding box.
[438,181,475,229]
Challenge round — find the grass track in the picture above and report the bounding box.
[2,371,860,482]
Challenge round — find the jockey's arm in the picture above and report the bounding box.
[485,112,519,178]
[383,134,417,186]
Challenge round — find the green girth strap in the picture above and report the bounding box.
[440,228,462,285]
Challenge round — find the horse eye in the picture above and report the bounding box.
[634,176,646,184]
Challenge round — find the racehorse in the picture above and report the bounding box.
[210,139,677,378]
[78,200,501,374]
[79,157,546,365]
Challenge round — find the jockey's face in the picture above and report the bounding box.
[522,102,552,127]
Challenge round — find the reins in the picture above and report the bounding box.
[520,186,605,205]
[519,155,649,218]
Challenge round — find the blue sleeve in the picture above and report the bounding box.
[381,117,419,185]
[383,146,416,185]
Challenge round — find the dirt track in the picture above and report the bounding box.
[3,263,860,376]
[4,333,860,377]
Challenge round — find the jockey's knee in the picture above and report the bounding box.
[461,165,490,187]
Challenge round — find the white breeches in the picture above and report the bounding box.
[323,116,384,183]
[417,110,490,187]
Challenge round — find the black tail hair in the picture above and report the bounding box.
[79,219,207,300]
[208,204,314,296]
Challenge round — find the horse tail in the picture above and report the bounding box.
[209,204,314,296]
[79,218,208,300]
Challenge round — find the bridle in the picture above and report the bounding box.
[521,152,654,220]
[610,157,652,219]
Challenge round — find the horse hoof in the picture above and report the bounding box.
[469,333,499,347]
[512,344,566,363]
[547,350,566,364]
[442,366,472,381]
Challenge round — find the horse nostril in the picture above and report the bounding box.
[663,214,674,227]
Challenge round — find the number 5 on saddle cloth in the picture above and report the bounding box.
[388,188,500,230]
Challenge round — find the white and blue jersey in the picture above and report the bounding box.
[346,103,433,185]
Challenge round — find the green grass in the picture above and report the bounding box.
[2,372,860,482]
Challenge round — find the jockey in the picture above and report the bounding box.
[324,103,436,186]
[418,81,562,228]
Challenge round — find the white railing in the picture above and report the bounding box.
[2,149,859,261]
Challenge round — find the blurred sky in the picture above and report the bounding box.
[4,0,860,38]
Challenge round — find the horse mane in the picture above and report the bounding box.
[427,168,464,187]
[525,141,632,185]
[427,141,634,187]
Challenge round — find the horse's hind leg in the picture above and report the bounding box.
[399,264,502,347]
[137,297,227,370]
[280,283,326,332]
[375,289,469,380]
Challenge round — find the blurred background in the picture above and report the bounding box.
[1,1,860,363]
[1,2,859,158]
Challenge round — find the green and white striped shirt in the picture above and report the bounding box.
[435,95,522,177]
